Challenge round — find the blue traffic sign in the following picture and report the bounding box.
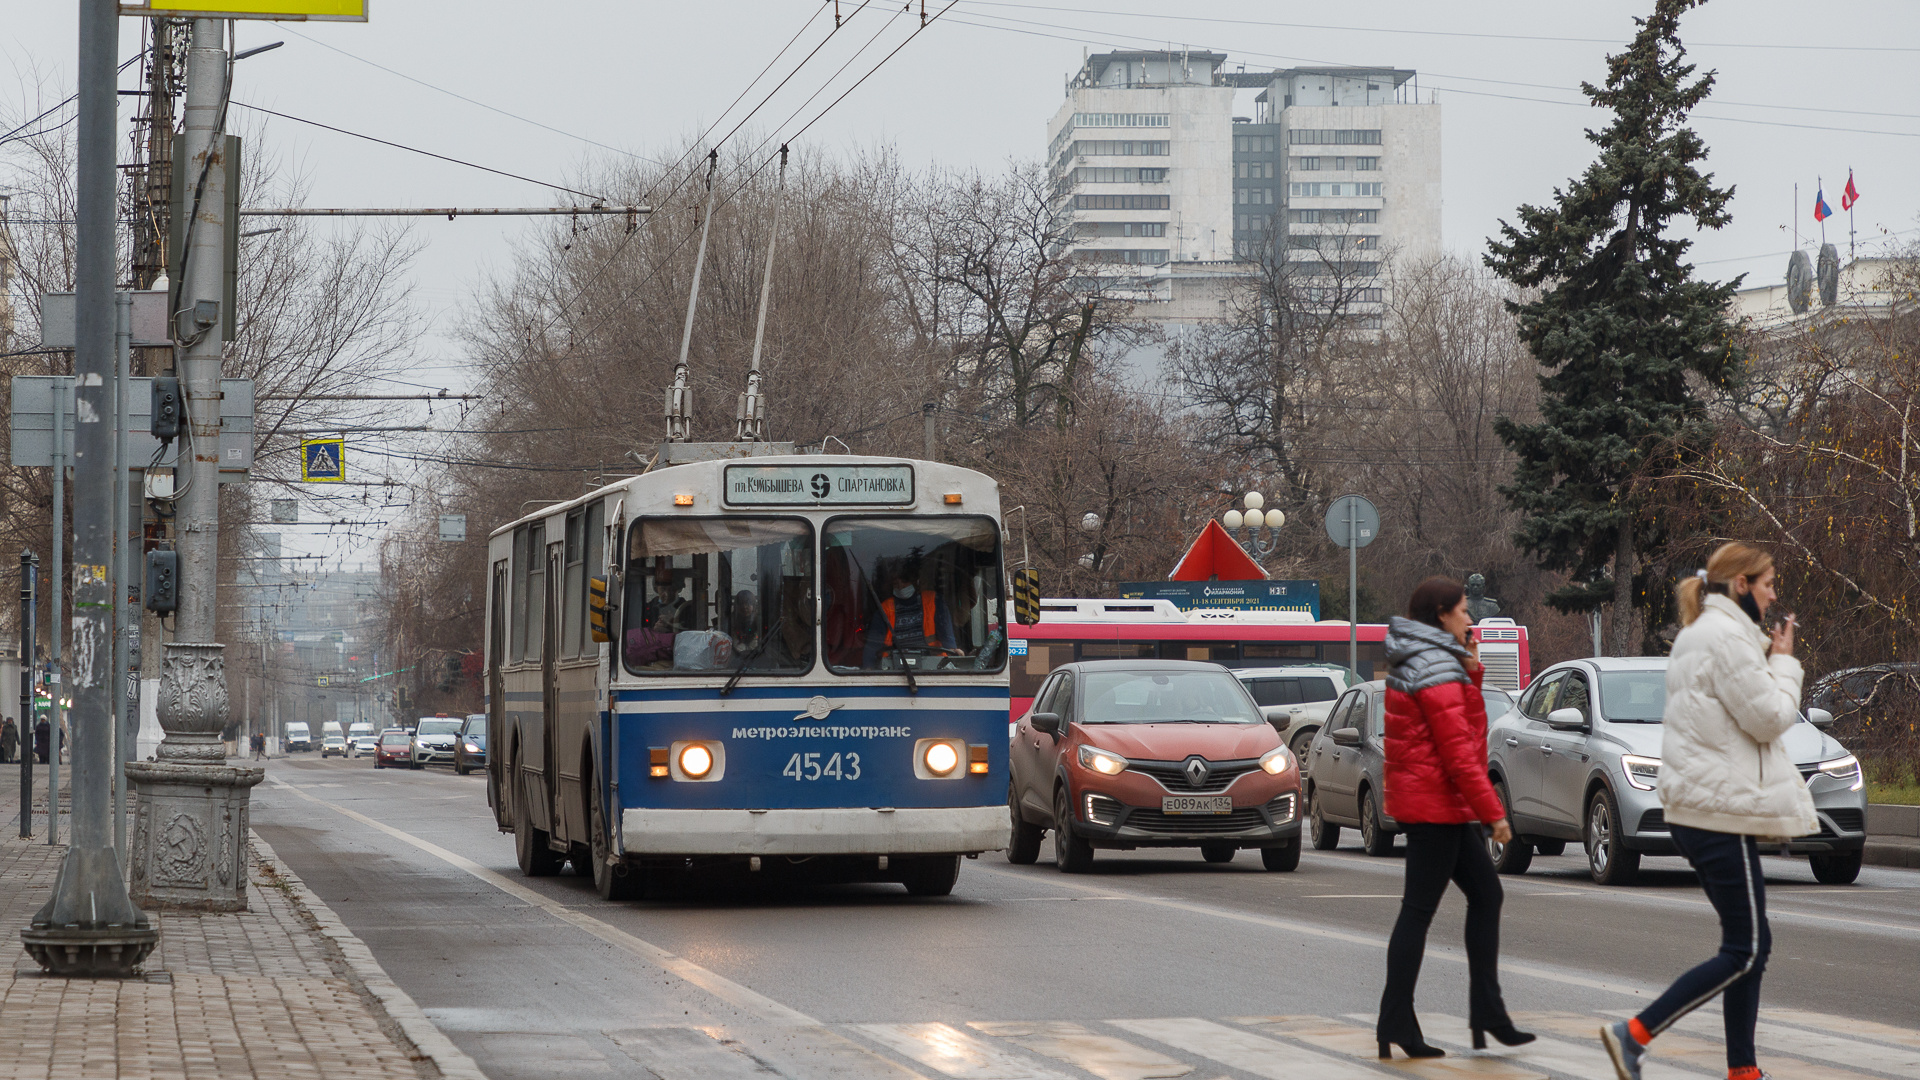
[300,438,345,482]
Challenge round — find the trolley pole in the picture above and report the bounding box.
[20,0,157,977]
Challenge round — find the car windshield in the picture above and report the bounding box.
[380,733,408,746]
[1081,670,1263,724]
[1482,687,1514,719]
[417,719,462,736]
[1599,671,1667,722]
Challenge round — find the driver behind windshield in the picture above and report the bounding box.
[863,561,958,667]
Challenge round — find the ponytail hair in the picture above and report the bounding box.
[1678,542,1774,626]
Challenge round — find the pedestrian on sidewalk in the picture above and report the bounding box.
[33,717,49,763]
[1604,542,1813,1080]
[1376,577,1535,1060]
[0,716,15,763]
[252,731,266,760]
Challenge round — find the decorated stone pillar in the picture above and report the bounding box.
[126,642,263,912]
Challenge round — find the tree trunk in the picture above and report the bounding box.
[1608,524,1635,656]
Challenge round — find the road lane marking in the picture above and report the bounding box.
[1517,1012,1876,1080]
[1302,894,1402,899]
[1110,1018,1384,1080]
[856,1023,1077,1080]
[1383,1015,1696,1080]
[1763,1009,1920,1051]
[1656,1015,1920,1078]
[967,1021,1193,1080]
[1234,1017,1545,1078]
[266,776,821,1029]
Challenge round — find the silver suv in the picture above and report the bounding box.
[1486,658,1868,885]
[1232,665,1356,758]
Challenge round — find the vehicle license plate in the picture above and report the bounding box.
[1162,796,1232,814]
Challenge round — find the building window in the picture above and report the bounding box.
[1074,194,1171,210]
[1235,187,1274,205]
[1077,249,1170,265]
[1234,135,1277,153]
[1077,221,1168,238]
[1074,167,1167,184]
[1295,156,1320,171]
[1074,140,1169,157]
[1290,208,1379,224]
[1355,156,1380,170]
[1287,234,1380,251]
[1235,161,1274,179]
[1290,182,1384,198]
[1073,112,1169,128]
[1288,129,1382,145]
[1235,214,1275,234]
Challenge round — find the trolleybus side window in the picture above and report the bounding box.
[510,524,542,664]
[822,515,1005,674]
[621,517,814,676]
[562,511,585,658]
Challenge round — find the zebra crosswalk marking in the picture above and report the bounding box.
[1657,1016,1920,1079]
[856,1022,1079,1080]
[1518,1013,1875,1080]
[1235,1016,1546,1078]
[1764,1011,1920,1053]
[967,1021,1193,1080]
[1378,1015,1697,1080]
[708,1024,935,1080]
[605,1027,782,1080]
[1112,1018,1387,1080]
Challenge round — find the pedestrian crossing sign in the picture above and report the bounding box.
[301,438,346,482]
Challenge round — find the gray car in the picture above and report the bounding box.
[1486,657,1868,885]
[1304,680,1515,857]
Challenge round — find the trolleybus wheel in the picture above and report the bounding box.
[900,855,961,897]
[590,768,644,901]
[514,766,564,877]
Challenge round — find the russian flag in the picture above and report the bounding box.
[1813,187,1833,223]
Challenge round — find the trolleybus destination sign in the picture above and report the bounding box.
[723,463,915,507]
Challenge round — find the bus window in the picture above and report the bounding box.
[1242,642,1318,661]
[1175,641,1237,664]
[1077,641,1156,661]
[824,516,1005,675]
[562,511,585,658]
[621,518,814,676]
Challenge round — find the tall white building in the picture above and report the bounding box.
[1047,53,1441,321]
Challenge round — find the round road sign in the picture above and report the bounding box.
[1324,494,1380,549]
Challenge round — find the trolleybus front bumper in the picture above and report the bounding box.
[620,806,1007,856]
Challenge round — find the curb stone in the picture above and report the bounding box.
[251,830,491,1080]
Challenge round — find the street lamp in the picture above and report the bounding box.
[1224,492,1284,559]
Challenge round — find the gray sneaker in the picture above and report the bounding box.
[1601,1021,1646,1080]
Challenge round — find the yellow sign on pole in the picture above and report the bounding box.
[120,0,368,21]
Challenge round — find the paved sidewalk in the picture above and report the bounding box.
[0,771,480,1079]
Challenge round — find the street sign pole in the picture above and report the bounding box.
[1324,494,1381,681]
[18,551,35,838]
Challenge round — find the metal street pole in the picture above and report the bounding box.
[1347,504,1358,677]
[21,0,157,977]
[175,16,225,652]
[18,552,35,838]
[46,378,64,847]
[113,289,132,864]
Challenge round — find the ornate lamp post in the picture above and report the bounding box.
[1222,491,1284,559]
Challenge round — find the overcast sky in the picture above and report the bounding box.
[7,0,1917,571]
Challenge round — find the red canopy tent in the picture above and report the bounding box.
[1167,520,1268,581]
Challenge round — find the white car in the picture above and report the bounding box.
[1232,665,1357,757]
[319,734,349,759]
[349,735,378,758]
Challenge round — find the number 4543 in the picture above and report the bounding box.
[782,751,861,781]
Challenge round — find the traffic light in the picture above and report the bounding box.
[437,654,461,693]
[150,376,181,444]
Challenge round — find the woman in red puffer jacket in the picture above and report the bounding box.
[1374,576,1533,1061]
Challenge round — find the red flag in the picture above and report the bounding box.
[1841,170,1860,211]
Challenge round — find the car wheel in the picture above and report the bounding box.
[1810,850,1863,885]
[1308,788,1341,850]
[1261,839,1301,872]
[1007,784,1044,865]
[901,855,962,896]
[1360,790,1395,856]
[1585,787,1640,885]
[374,761,385,769]
[1201,843,1236,864]
[1052,787,1094,873]
[514,766,564,877]
[1534,839,1567,857]
[1488,782,1534,875]
[455,758,469,776]
[1289,728,1318,763]
[590,769,643,901]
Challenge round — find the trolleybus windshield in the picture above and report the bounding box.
[823,515,1005,674]
[621,517,815,676]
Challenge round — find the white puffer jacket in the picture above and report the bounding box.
[1660,593,1818,838]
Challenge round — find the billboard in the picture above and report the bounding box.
[1119,579,1320,618]
[123,0,368,21]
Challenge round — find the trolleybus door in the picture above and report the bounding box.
[540,540,562,837]
[487,560,507,815]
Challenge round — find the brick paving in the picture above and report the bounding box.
[0,771,441,1079]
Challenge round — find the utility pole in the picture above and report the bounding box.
[21,0,157,977]
[18,552,36,839]
[131,17,180,298]
[127,15,263,914]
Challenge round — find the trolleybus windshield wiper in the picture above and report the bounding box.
[720,617,785,697]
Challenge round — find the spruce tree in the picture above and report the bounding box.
[1485,0,1744,654]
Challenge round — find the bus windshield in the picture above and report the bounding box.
[823,515,1005,674]
[622,517,815,676]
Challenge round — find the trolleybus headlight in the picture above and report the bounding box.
[925,741,960,776]
[1259,745,1293,775]
[914,738,968,780]
[668,740,725,782]
[680,744,714,778]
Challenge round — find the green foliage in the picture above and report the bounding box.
[1485,0,1746,617]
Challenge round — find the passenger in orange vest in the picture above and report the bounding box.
[863,567,958,668]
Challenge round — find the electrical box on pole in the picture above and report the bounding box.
[143,550,178,615]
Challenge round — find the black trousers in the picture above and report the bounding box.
[1378,821,1513,1041]
[1634,825,1769,1069]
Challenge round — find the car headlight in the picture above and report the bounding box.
[1259,745,1293,775]
[1078,745,1128,776]
[1621,754,1661,791]
[1816,753,1863,790]
[464,743,480,753]
[679,743,714,779]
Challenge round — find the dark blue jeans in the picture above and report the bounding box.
[1635,824,1770,1069]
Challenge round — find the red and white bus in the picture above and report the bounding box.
[1007,598,1530,719]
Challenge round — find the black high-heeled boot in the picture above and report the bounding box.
[1471,1024,1537,1050]
[1378,1037,1446,1060]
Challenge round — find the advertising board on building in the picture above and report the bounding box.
[1119,579,1320,618]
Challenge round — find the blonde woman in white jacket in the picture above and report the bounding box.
[1604,542,1817,1080]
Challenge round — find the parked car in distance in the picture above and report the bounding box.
[284,721,311,753]
[1232,665,1356,759]
[319,734,348,758]
[1306,680,1516,856]
[410,715,463,769]
[1487,657,1868,885]
[1009,660,1303,873]
[374,728,411,769]
[454,713,487,776]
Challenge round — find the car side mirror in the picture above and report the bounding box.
[1805,707,1835,728]
[1330,726,1361,747]
[1029,712,1062,736]
[1545,706,1589,732]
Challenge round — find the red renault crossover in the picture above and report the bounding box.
[1008,660,1303,872]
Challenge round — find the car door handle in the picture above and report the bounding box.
[1539,745,1553,754]
[1505,737,1520,746]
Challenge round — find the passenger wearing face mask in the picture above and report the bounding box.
[863,564,958,668]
